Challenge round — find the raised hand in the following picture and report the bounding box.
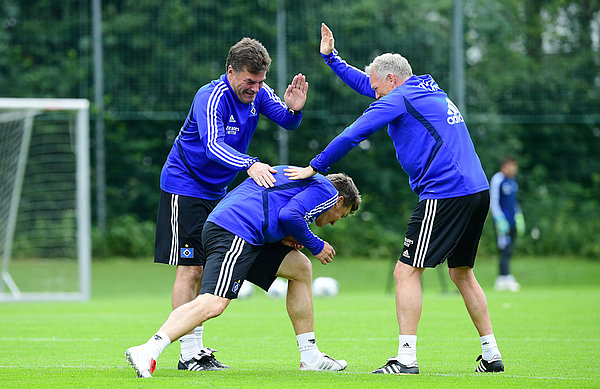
[320,22,335,55]
[284,73,308,111]
[247,161,277,188]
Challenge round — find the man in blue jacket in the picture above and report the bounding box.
[125,167,361,378]
[154,37,309,371]
[490,156,525,292]
[286,23,504,374]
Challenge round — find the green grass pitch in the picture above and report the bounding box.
[0,256,599,388]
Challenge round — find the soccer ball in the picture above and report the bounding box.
[267,278,288,298]
[238,281,255,299]
[312,277,339,297]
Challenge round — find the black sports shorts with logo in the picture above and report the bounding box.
[399,190,489,269]
[200,222,294,299]
[154,190,220,266]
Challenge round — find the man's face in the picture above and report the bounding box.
[315,198,352,227]
[227,65,266,104]
[369,70,396,99]
[502,161,518,178]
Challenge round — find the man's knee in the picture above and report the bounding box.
[394,261,421,284]
[448,266,473,284]
[194,293,229,319]
[278,251,312,282]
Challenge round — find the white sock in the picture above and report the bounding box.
[145,331,171,360]
[297,332,321,364]
[194,326,204,350]
[480,334,501,361]
[180,333,201,360]
[397,335,417,366]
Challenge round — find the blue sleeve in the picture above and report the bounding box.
[278,181,338,255]
[489,172,504,219]
[322,49,376,99]
[310,96,401,172]
[195,87,258,170]
[257,83,303,130]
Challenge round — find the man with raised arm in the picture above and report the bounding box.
[286,23,504,374]
[154,37,308,371]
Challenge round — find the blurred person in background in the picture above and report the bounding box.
[490,156,525,292]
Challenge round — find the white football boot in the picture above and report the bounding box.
[299,352,347,371]
[124,345,156,378]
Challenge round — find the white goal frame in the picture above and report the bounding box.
[0,98,91,302]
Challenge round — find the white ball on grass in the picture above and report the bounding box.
[267,278,288,298]
[312,277,339,297]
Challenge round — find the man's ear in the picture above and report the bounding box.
[337,195,345,206]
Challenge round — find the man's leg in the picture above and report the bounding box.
[448,266,503,372]
[125,293,230,378]
[172,266,228,370]
[371,261,424,375]
[394,261,425,335]
[275,250,347,371]
[276,250,313,335]
[172,266,204,360]
[448,266,492,335]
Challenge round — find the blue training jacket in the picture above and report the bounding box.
[489,172,521,227]
[312,50,488,201]
[206,166,338,256]
[160,74,302,200]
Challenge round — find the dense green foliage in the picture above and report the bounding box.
[1,1,598,258]
[1,257,599,387]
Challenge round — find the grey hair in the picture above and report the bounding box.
[365,53,413,82]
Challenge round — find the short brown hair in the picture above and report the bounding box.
[327,173,361,214]
[226,37,271,74]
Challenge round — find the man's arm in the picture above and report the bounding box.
[489,172,509,234]
[195,87,277,187]
[278,183,338,256]
[320,23,376,98]
[195,90,258,171]
[258,76,307,129]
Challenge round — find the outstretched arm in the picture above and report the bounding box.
[320,23,375,98]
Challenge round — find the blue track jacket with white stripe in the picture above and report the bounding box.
[490,172,520,227]
[312,50,488,201]
[160,74,302,200]
[206,166,338,256]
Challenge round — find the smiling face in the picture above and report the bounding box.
[315,197,352,227]
[227,65,266,104]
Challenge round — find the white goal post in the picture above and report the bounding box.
[0,98,91,302]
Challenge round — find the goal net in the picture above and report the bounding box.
[0,98,91,302]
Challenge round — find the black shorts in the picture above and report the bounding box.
[154,190,220,266]
[200,222,294,299]
[399,190,489,268]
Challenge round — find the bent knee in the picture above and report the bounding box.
[448,266,473,284]
[193,294,229,319]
